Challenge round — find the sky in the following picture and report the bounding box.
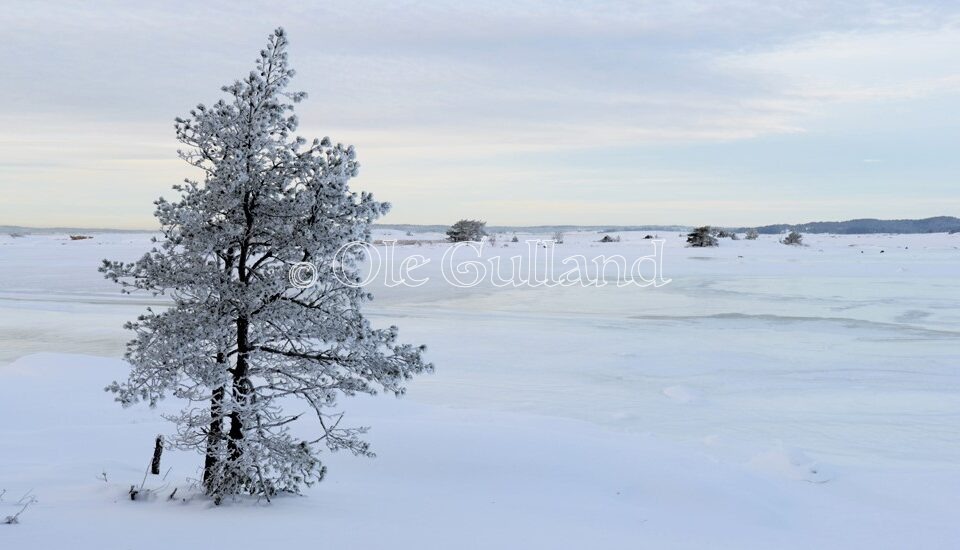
[1,1,958,229]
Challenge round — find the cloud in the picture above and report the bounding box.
[717,24,960,104]
[1,1,958,227]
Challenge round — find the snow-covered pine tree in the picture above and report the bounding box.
[101,28,431,503]
[446,219,487,242]
[686,226,718,247]
[782,230,803,245]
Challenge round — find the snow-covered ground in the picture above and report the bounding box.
[1,230,958,548]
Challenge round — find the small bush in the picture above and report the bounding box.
[686,226,718,247]
[782,231,803,245]
[745,229,759,240]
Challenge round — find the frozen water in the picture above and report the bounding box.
[1,230,958,547]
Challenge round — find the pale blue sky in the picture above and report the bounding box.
[1,1,958,228]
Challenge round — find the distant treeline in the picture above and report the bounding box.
[5,216,959,236]
[739,216,960,235]
[0,225,154,235]
[380,218,960,235]
[375,224,688,233]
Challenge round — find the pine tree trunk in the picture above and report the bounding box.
[225,191,255,490]
[202,384,224,490]
[227,316,251,489]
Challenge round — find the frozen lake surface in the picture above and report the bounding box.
[1,230,958,548]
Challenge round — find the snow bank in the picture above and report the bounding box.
[2,352,959,549]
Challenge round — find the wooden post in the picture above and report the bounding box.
[150,435,163,475]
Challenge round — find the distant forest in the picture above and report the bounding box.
[740,216,960,235]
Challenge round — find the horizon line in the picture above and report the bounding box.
[3,215,958,234]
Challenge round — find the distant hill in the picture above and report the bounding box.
[741,216,960,235]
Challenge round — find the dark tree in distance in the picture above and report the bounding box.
[446,219,488,242]
[686,226,719,247]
